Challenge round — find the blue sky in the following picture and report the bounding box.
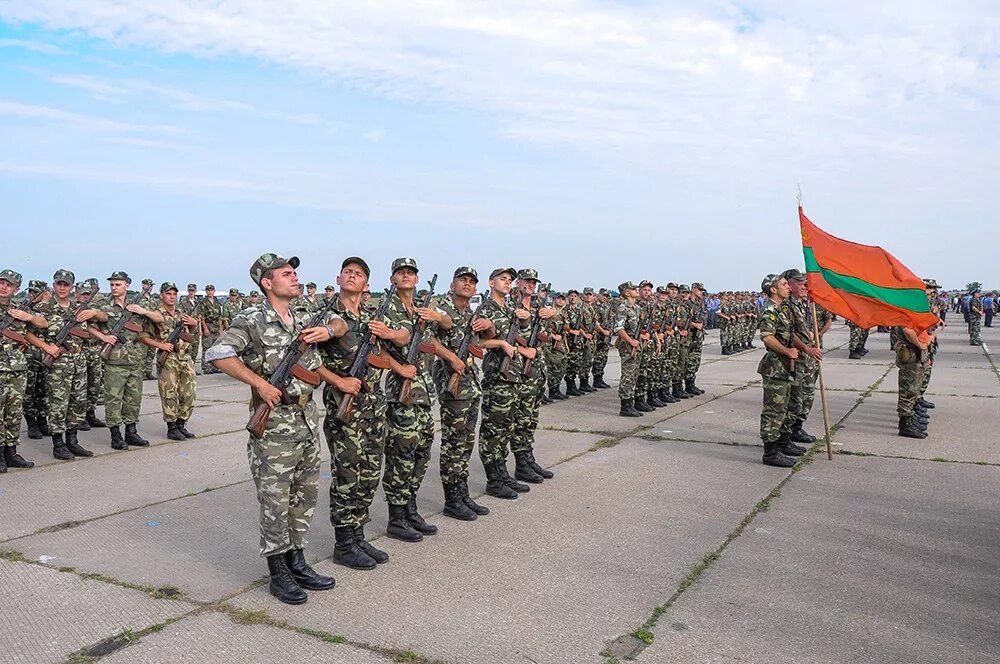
[1,2,998,293]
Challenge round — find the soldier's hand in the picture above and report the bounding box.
[551,333,562,341]
[75,309,98,322]
[181,315,198,326]
[449,356,466,374]
[125,304,145,315]
[300,326,330,344]
[806,347,823,361]
[538,307,555,319]
[519,346,537,360]
[680,330,688,337]
[104,335,119,346]
[46,345,62,360]
[7,309,34,322]
[628,338,640,349]
[415,307,441,323]
[255,383,283,408]
[514,308,530,320]
[501,341,516,358]
[787,348,800,360]
[471,318,492,333]
[336,376,363,396]
[161,342,175,353]
[397,363,418,380]
[368,321,395,340]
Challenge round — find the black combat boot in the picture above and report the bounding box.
[354,525,389,563]
[52,433,74,461]
[442,482,478,521]
[4,445,34,469]
[579,376,595,393]
[593,374,611,389]
[859,347,869,356]
[124,423,149,447]
[514,451,544,484]
[110,425,127,450]
[747,342,756,349]
[0,449,6,473]
[176,419,196,438]
[386,504,424,541]
[26,416,43,440]
[550,385,567,400]
[565,377,582,397]
[496,457,530,493]
[167,422,186,441]
[778,437,807,456]
[687,380,705,395]
[77,417,90,431]
[527,450,553,479]
[633,397,654,412]
[647,391,666,407]
[620,398,641,417]
[672,383,690,399]
[789,421,816,444]
[898,416,927,439]
[65,429,93,457]
[406,496,438,535]
[459,478,490,515]
[918,397,935,409]
[659,388,678,404]
[286,548,337,588]
[684,379,699,396]
[332,527,377,569]
[266,553,308,605]
[541,392,553,404]
[762,442,796,468]
[484,460,518,500]
[86,409,107,428]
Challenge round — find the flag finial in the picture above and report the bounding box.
[796,183,803,207]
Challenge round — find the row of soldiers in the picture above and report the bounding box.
[716,291,762,355]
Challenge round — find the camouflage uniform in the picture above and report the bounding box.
[662,290,681,395]
[38,278,91,435]
[545,298,570,396]
[564,297,584,390]
[478,292,524,465]
[178,288,203,364]
[142,299,197,424]
[847,320,869,355]
[577,293,596,386]
[780,294,819,438]
[23,281,50,432]
[685,286,707,386]
[200,290,223,374]
[591,291,612,383]
[673,289,692,396]
[892,327,926,418]
[614,289,642,401]
[1,270,41,456]
[222,290,244,330]
[969,293,982,345]
[137,281,158,378]
[96,288,145,429]
[205,296,329,557]
[757,299,795,450]
[79,283,106,419]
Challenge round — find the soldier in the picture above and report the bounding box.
[671,285,694,401]
[433,266,493,520]
[684,282,708,396]
[757,274,801,467]
[562,289,584,396]
[968,287,983,345]
[656,282,681,405]
[477,267,531,498]
[0,269,49,472]
[576,287,597,392]
[74,281,108,432]
[138,278,158,380]
[381,258,458,542]
[324,285,335,303]
[89,271,163,450]
[917,278,941,411]
[718,291,734,354]
[892,321,932,439]
[222,289,244,330]
[140,282,199,441]
[645,286,669,407]
[200,285,223,374]
[591,288,613,389]
[178,284,202,366]
[847,319,870,358]
[779,269,823,448]
[207,253,340,605]
[545,292,570,400]
[23,280,51,440]
[247,291,261,308]
[319,257,411,568]
[632,280,656,410]
[38,269,100,460]
[614,281,643,417]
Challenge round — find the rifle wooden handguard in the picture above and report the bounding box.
[124,321,143,333]
[70,327,90,339]
[290,363,322,387]
[366,352,391,370]
[246,401,270,440]
[2,329,28,346]
[179,332,194,343]
[468,344,484,359]
[417,341,436,354]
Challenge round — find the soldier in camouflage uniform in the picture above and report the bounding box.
[684,282,708,396]
[318,257,400,569]
[591,288,613,388]
[576,287,598,392]
[968,288,983,345]
[0,269,49,472]
[756,274,801,467]
[434,266,493,521]
[632,280,656,411]
[562,290,584,396]
[892,321,931,439]
[847,319,870,358]
[90,271,162,450]
[381,258,454,542]
[222,289,244,330]
[778,269,823,448]
[207,252,339,605]
[178,284,203,366]
[23,280,51,440]
[477,267,532,499]
[614,281,643,417]
[917,279,941,411]
[200,285,223,374]
[137,279,158,380]
[74,281,108,432]
[545,292,570,400]
[140,282,198,442]
[38,269,99,460]
[656,283,681,405]
[671,285,694,401]
[718,292,734,354]
[247,290,261,309]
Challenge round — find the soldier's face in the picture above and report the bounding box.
[392,267,418,290]
[54,281,72,299]
[206,287,215,297]
[307,286,316,295]
[161,290,178,306]
[555,297,566,307]
[568,293,579,305]
[491,273,512,296]
[110,280,128,297]
[452,275,478,298]
[640,286,652,298]
[262,266,299,299]
[339,264,368,294]
[143,284,152,293]
[0,280,15,299]
[517,279,538,295]
[250,294,260,303]
[584,293,595,303]
[76,291,91,304]
[789,280,807,299]
[774,278,790,299]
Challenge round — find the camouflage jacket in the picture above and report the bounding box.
[37,298,92,353]
[141,304,193,358]
[222,300,243,327]
[319,295,387,419]
[614,299,641,350]
[432,293,482,401]
[201,296,223,331]
[383,293,440,407]
[481,295,526,384]
[96,297,146,366]
[547,305,569,355]
[757,299,793,380]
[0,299,40,372]
[581,303,596,343]
[780,296,813,346]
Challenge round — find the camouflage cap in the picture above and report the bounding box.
[324,284,335,291]
[391,257,418,274]
[517,268,540,282]
[205,284,216,290]
[187,283,197,290]
[582,287,594,295]
[922,278,939,290]
[107,271,131,283]
[229,288,239,295]
[74,281,88,291]
[618,281,638,293]
[250,253,300,287]
[761,274,779,292]
[639,280,653,288]
[489,267,517,281]
[160,282,178,293]
[28,279,48,292]
[453,266,479,282]
[655,286,668,294]
[0,269,22,288]
[554,292,566,300]
[341,257,370,278]
[306,282,317,289]
[691,281,705,290]
[566,288,580,296]
[53,269,75,285]
[599,288,609,296]
[250,290,260,297]
[86,278,99,288]
[678,284,691,293]
[781,268,806,282]
[142,278,154,286]
[666,282,678,289]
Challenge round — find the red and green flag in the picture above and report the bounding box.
[800,207,938,332]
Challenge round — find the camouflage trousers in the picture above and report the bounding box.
[760,376,793,444]
[247,432,321,556]
[201,333,219,373]
[83,345,104,410]
[719,322,731,348]
[896,361,925,417]
[142,343,157,378]
[158,354,196,422]
[617,343,640,400]
[45,352,87,434]
[382,402,434,506]
[685,332,704,380]
[919,347,936,395]
[0,370,26,446]
[675,339,690,387]
[969,317,981,344]
[512,375,542,455]
[439,396,481,484]
[546,349,567,392]
[592,338,610,377]
[24,350,47,423]
[848,324,869,351]
[323,387,386,528]
[663,337,679,390]
[185,330,201,364]
[635,342,653,400]
[478,380,517,464]
[577,342,595,381]
[784,355,818,434]
[566,344,584,381]
[103,360,143,427]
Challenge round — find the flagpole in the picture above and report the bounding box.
[810,299,834,460]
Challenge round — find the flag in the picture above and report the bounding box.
[799,207,938,332]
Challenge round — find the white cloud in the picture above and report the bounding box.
[0,37,65,54]
[0,99,183,135]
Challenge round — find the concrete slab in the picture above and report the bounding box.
[638,455,1000,664]
[228,439,791,664]
[0,559,193,664]
[835,391,1000,463]
[100,612,386,664]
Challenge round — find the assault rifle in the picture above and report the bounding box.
[99,294,146,360]
[397,274,438,405]
[42,283,100,367]
[335,285,396,424]
[447,291,489,397]
[246,297,336,440]
[521,294,550,377]
[156,300,203,370]
[499,287,526,380]
[569,304,584,350]
[0,290,46,348]
[631,305,647,358]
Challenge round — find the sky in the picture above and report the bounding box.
[1,1,998,294]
